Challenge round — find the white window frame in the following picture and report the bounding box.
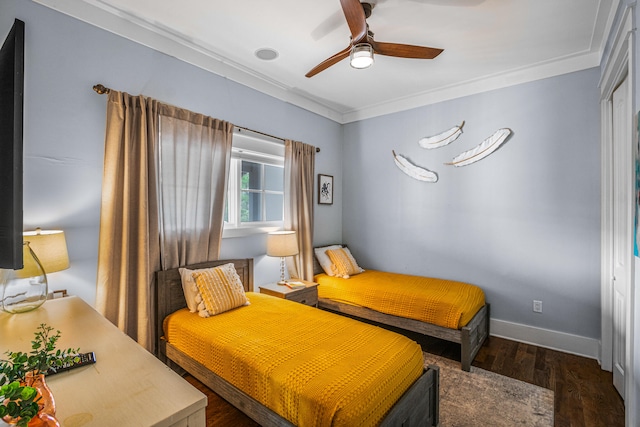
[223,129,285,238]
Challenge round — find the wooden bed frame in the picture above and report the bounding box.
[155,258,440,427]
[313,247,490,372]
[319,298,489,372]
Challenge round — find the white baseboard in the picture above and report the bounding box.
[490,319,601,362]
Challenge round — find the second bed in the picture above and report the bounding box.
[314,245,490,371]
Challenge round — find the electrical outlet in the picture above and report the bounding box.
[533,300,543,313]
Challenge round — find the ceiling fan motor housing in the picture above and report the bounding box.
[362,2,373,18]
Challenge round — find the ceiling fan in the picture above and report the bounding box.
[305,0,444,78]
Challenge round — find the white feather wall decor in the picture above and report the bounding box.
[446,128,512,167]
[392,150,438,182]
[418,121,465,149]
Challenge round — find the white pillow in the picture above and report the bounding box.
[179,266,220,312]
[314,245,343,276]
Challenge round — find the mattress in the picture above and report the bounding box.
[164,292,424,427]
[315,270,485,329]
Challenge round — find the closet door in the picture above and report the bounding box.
[611,74,631,399]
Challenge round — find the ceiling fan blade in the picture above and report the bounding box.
[340,0,368,43]
[305,46,352,78]
[372,41,443,59]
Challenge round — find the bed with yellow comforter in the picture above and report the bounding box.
[315,269,490,372]
[315,270,485,329]
[156,258,439,427]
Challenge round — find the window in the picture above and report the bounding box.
[241,161,284,221]
[224,129,284,237]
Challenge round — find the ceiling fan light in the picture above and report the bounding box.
[350,44,374,69]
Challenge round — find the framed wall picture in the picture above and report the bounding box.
[318,174,333,205]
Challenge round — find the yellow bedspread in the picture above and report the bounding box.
[315,270,485,329]
[164,292,424,427]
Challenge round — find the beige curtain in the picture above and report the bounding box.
[96,91,160,352]
[284,140,316,281]
[157,106,233,268]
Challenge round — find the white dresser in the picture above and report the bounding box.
[0,296,206,426]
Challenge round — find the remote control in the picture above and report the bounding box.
[45,352,96,376]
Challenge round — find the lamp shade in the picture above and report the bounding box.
[350,43,374,69]
[23,228,69,275]
[266,231,298,257]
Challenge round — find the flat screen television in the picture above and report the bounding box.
[0,19,24,269]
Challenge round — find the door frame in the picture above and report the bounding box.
[599,3,635,420]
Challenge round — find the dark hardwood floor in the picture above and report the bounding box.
[470,337,624,427]
[184,334,625,426]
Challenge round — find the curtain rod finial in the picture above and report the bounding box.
[93,84,110,95]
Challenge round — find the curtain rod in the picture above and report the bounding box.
[92,84,320,153]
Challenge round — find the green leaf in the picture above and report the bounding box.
[22,404,38,417]
[7,380,20,394]
[20,386,37,401]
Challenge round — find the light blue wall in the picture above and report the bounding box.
[0,0,343,305]
[343,69,602,339]
[1,0,603,342]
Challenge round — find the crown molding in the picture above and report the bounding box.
[31,0,346,123]
[32,0,613,125]
[341,50,602,123]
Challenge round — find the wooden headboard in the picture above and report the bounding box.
[154,258,254,361]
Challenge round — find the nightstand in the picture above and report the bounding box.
[259,280,319,307]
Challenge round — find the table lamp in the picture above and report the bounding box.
[0,228,69,313]
[266,231,298,285]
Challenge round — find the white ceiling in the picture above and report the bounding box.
[34,0,616,123]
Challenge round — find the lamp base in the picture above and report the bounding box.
[0,242,48,314]
[277,257,287,286]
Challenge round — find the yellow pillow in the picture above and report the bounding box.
[314,244,343,276]
[192,263,249,317]
[179,266,216,313]
[326,247,364,279]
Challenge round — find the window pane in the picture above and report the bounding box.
[265,165,283,192]
[241,191,262,222]
[241,161,262,190]
[265,193,283,221]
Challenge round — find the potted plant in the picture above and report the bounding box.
[0,323,80,426]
